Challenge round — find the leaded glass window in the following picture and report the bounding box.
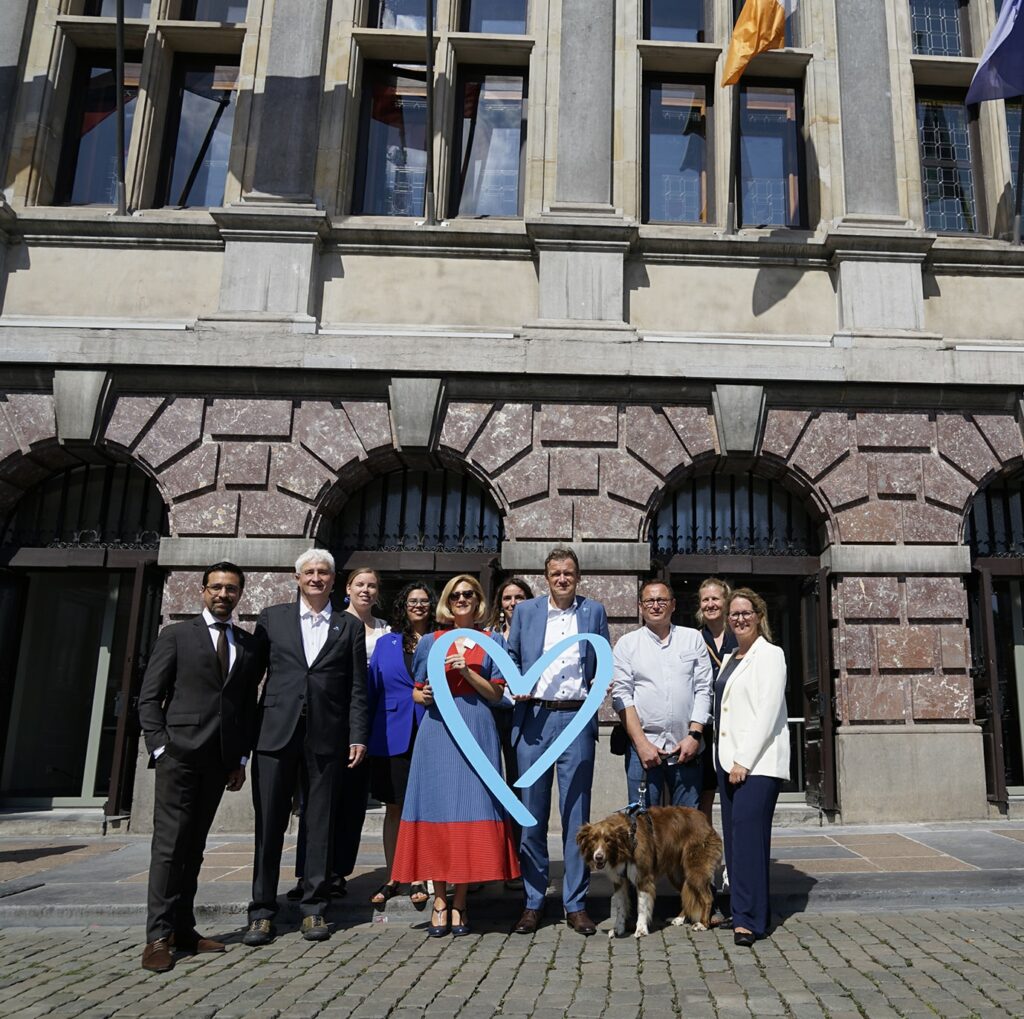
[55,51,142,206]
[643,78,710,223]
[354,63,429,217]
[450,70,527,218]
[367,0,438,29]
[917,92,979,232]
[738,84,805,229]
[645,0,707,42]
[910,0,969,56]
[461,0,528,33]
[157,56,238,208]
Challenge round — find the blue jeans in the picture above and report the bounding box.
[625,744,702,809]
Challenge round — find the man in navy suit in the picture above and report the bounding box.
[243,550,368,945]
[138,562,267,972]
[507,547,610,936]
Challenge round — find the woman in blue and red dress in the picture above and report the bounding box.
[391,574,520,937]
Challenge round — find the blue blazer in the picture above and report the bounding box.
[366,633,425,757]
[507,594,610,744]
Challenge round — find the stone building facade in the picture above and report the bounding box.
[1,0,1023,828]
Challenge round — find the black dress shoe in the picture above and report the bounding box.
[285,879,304,901]
[242,919,275,946]
[734,930,756,947]
[565,910,597,936]
[513,908,542,934]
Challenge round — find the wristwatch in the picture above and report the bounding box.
[688,729,703,740]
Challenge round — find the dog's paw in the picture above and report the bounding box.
[669,916,688,927]
[691,921,708,932]
[633,925,649,939]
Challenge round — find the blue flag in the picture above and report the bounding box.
[967,0,1024,104]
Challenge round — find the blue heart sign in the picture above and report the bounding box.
[426,628,613,828]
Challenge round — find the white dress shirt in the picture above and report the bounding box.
[362,615,390,663]
[611,624,713,752]
[533,599,586,701]
[300,600,333,666]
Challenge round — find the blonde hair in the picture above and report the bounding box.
[729,587,773,643]
[345,567,380,589]
[435,574,489,626]
[695,577,732,628]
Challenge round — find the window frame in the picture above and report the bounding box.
[458,0,529,34]
[644,0,711,43]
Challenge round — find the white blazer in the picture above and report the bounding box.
[715,636,790,781]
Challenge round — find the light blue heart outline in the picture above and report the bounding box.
[426,627,613,828]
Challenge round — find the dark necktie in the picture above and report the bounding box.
[214,622,230,680]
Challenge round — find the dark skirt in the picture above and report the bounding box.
[369,745,414,805]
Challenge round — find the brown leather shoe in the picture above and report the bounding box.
[141,938,174,972]
[513,908,542,934]
[565,909,597,936]
[175,930,226,954]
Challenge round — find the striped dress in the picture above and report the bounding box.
[391,629,520,883]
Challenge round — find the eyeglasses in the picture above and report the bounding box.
[641,598,671,608]
[406,599,431,608]
[450,590,477,602]
[728,611,756,621]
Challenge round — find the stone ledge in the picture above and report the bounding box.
[823,544,971,575]
[500,541,650,572]
[157,537,313,569]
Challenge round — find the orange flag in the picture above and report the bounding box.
[722,0,797,87]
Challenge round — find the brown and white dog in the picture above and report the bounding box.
[576,806,723,938]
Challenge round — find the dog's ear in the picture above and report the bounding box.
[576,824,592,851]
[607,819,632,864]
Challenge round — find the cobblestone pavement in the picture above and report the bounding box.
[1,908,1022,1019]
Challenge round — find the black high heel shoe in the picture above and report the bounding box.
[451,905,471,937]
[427,904,450,937]
[733,929,756,948]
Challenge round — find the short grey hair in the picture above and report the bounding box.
[295,548,336,575]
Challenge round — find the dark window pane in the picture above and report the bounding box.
[367,0,438,29]
[910,0,967,56]
[1008,98,1021,203]
[179,0,249,20]
[463,0,527,33]
[84,0,151,15]
[354,64,428,216]
[916,93,978,232]
[55,53,142,206]
[451,72,526,217]
[732,0,795,46]
[644,79,708,223]
[159,58,238,208]
[738,84,804,228]
[646,0,706,42]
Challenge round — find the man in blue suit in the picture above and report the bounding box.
[507,547,610,936]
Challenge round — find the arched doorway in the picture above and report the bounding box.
[649,467,835,810]
[316,465,504,613]
[0,457,167,816]
[966,469,1024,810]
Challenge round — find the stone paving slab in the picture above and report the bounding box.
[0,909,1022,1018]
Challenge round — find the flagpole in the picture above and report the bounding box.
[725,84,741,234]
[115,0,127,216]
[423,0,437,226]
[1014,119,1024,245]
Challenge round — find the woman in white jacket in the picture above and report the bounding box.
[714,588,790,947]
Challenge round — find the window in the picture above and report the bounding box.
[909,0,970,56]
[738,83,805,228]
[645,0,707,42]
[916,90,980,232]
[1008,98,1021,199]
[732,0,795,46]
[450,70,527,217]
[84,0,151,15]
[54,51,142,206]
[643,78,710,223]
[156,56,238,208]
[367,0,438,29]
[461,0,528,33]
[179,0,249,20]
[354,63,429,216]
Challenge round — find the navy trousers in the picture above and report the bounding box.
[717,766,781,936]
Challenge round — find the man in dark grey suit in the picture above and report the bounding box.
[138,561,267,973]
[243,549,368,945]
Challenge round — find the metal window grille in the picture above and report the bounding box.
[649,471,820,558]
[917,94,978,232]
[1,462,167,550]
[319,469,504,555]
[910,0,967,56]
[967,475,1024,558]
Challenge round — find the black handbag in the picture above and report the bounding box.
[609,722,629,756]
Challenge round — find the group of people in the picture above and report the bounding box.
[137,545,789,971]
